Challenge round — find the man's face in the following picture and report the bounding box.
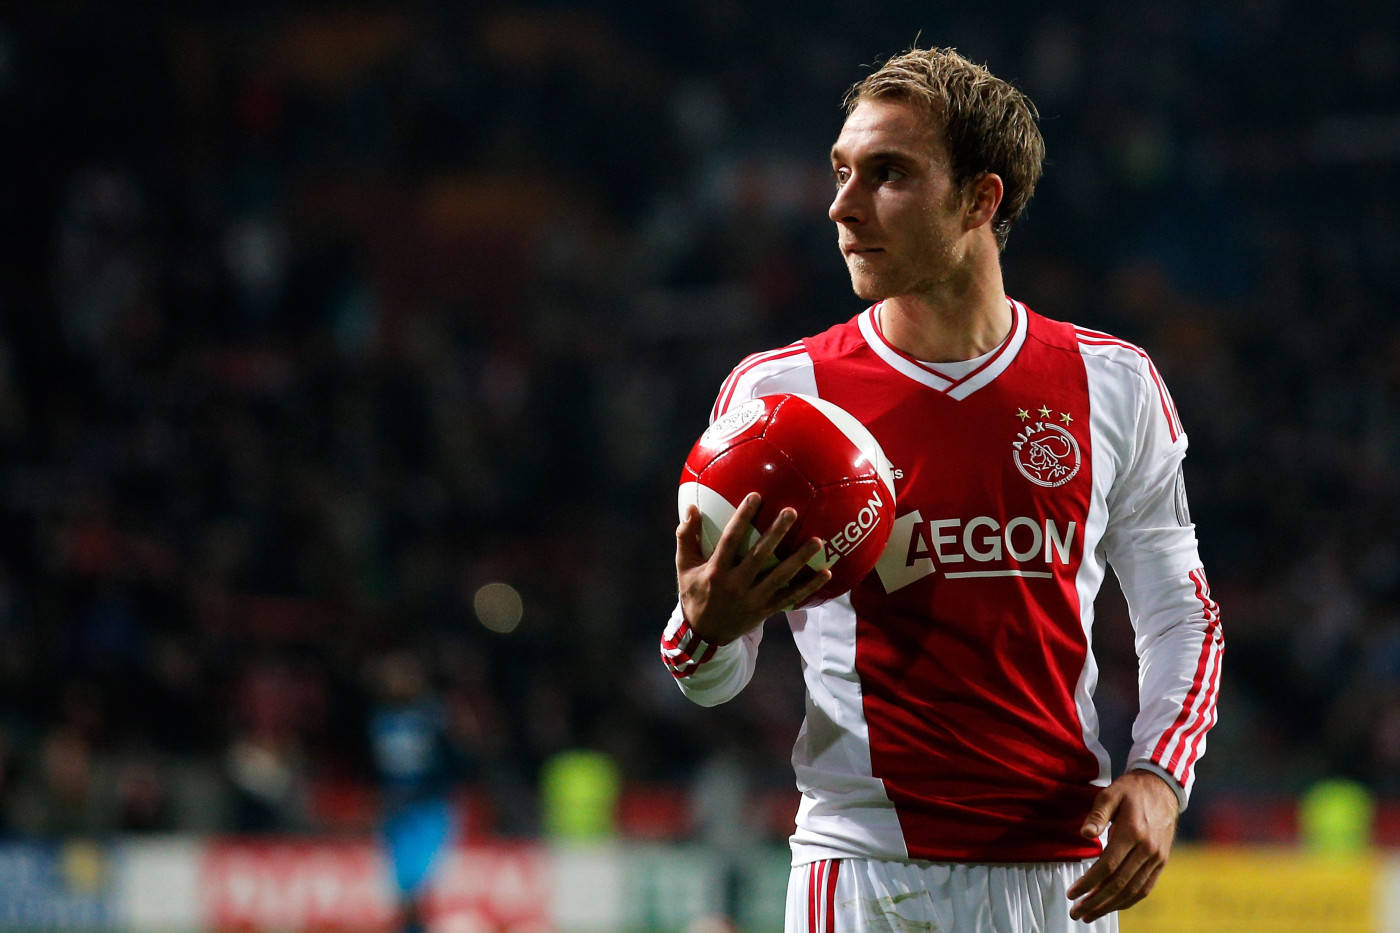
[829,97,970,301]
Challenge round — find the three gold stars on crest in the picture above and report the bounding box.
[1017,404,1073,425]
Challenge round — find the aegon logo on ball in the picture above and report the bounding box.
[822,488,887,565]
[700,399,767,446]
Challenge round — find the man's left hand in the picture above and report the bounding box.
[1067,769,1180,923]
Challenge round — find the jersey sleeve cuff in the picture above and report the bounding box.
[660,616,718,679]
[1128,759,1189,812]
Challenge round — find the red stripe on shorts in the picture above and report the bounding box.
[824,860,840,933]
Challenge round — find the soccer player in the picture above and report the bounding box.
[368,651,463,933]
[660,48,1222,932]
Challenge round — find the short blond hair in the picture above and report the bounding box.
[844,47,1045,250]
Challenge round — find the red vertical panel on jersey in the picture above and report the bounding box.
[805,311,1103,862]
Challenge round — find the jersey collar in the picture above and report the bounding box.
[857,298,1028,399]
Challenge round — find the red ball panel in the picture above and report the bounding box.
[683,397,776,475]
[762,396,881,488]
[694,437,816,532]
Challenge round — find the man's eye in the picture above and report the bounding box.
[834,169,850,188]
[880,166,905,183]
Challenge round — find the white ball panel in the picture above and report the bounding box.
[678,480,764,561]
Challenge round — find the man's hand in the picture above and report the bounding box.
[1067,769,1180,924]
[676,493,830,645]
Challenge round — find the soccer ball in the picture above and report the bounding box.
[678,393,896,608]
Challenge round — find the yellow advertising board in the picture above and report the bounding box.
[1121,847,1379,933]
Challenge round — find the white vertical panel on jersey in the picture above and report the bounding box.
[1071,360,1125,787]
[787,595,906,862]
[1081,336,1216,799]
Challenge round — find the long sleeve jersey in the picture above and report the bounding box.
[661,299,1223,866]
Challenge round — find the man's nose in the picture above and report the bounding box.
[829,179,864,225]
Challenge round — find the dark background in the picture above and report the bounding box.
[0,1,1397,840]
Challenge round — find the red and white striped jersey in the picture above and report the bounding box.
[661,299,1223,866]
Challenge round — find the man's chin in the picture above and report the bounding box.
[846,257,899,301]
[850,279,891,302]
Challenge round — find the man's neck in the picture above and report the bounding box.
[877,266,1011,363]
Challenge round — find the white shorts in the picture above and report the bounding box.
[786,857,1118,933]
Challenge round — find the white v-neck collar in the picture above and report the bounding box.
[857,298,1028,400]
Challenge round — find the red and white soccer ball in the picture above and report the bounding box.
[678,394,896,608]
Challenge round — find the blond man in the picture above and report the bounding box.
[662,47,1222,932]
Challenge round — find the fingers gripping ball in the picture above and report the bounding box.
[678,394,896,608]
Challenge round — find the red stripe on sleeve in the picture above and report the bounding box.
[1166,570,1223,778]
[1176,650,1222,781]
[1150,569,1223,772]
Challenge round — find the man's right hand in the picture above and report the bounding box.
[675,493,831,645]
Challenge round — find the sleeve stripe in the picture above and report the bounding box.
[1076,332,1183,442]
[1171,574,1223,780]
[660,618,717,679]
[1147,568,1215,766]
[1177,657,1222,782]
[711,344,807,421]
[1164,569,1223,778]
[1150,569,1223,781]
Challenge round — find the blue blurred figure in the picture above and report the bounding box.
[369,651,464,933]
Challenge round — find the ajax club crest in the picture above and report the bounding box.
[1012,406,1081,488]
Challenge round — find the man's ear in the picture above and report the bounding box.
[965,172,1004,232]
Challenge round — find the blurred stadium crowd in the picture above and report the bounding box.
[0,1,1398,842]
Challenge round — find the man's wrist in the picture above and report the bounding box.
[1128,760,1188,812]
[678,604,730,647]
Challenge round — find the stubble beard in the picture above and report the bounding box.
[844,216,966,303]
[846,253,949,303]
[845,253,901,302]
[849,272,886,302]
